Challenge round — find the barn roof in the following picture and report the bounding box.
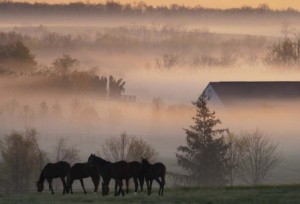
[205,81,300,105]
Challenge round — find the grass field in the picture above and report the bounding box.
[1,185,300,204]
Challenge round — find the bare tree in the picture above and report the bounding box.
[127,138,158,162]
[236,129,281,185]
[101,132,158,162]
[53,137,79,165]
[225,131,244,186]
[0,128,47,193]
[101,132,130,162]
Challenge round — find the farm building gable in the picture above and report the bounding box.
[203,81,300,107]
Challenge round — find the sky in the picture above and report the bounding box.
[22,0,300,10]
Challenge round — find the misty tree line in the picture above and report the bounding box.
[2,24,300,70]
[0,42,126,99]
[0,2,299,17]
[0,129,158,193]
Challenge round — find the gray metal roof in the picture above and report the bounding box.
[206,81,300,105]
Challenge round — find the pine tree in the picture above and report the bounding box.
[176,92,228,186]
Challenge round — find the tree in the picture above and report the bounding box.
[225,131,244,186]
[108,75,125,99]
[176,92,228,186]
[0,41,36,71]
[0,128,47,193]
[52,54,79,75]
[53,137,79,165]
[236,129,281,185]
[101,132,158,162]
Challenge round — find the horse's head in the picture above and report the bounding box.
[141,157,150,166]
[102,182,109,196]
[37,181,44,192]
[88,153,96,167]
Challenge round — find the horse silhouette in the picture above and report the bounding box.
[125,161,144,194]
[37,161,71,194]
[67,162,100,194]
[141,157,166,196]
[88,154,128,196]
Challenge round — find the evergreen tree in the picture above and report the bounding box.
[176,92,228,186]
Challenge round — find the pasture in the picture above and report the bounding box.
[1,185,300,204]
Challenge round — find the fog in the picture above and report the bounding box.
[1,3,300,187]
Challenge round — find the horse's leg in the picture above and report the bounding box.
[61,177,67,194]
[91,176,99,193]
[126,178,129,194]
[79,178,87,194]
[133,178,138,194]
[155,178,162,196]
[69,179,74,194]
[161,175,165,196]
[149,179,153,195]
[139,176,144,193]
[119,179,125,196]
[47,178,54,194]
[114,180,118,196]
[146,179,150,196]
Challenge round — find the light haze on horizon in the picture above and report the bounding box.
[17,0,300,10]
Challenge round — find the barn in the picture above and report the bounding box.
[203,81,300,109]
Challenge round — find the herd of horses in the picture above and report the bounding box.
[37,154,166,196]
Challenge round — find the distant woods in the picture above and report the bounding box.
[0,42,126,99]
[2,23,300,70]
[0,1,298,17]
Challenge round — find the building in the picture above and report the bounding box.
[203,81,300,109]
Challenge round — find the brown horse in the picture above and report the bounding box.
[88,154,128,196]
[37,161,71,194]
[141,158,166,196]
[67,162,100,194]
[124,161,144,194]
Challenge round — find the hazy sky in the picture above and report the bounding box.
[24,0,300,10]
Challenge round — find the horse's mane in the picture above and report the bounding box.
[92,155,111,165]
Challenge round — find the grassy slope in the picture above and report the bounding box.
[1,185,300,204]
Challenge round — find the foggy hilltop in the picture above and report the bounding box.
[0,1,300,193]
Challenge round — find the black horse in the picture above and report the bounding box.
[100,161,144,196]
[88,154,130,196]
[67,162,100,194]
[37,161,71,194]
[141,158,166,196]
[124,161,144,194]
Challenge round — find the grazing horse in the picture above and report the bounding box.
[141,158,166,196]
[67,162,100,194]
[88,154,128,196]
[37,161,71,194]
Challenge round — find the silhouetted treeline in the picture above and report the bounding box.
[0,2,299,18]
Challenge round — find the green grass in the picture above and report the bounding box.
[2,185,300,204]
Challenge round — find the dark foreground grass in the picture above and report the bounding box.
[1,185,300,204]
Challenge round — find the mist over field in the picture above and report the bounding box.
[1,2,300,193]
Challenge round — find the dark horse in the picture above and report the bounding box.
[88,154,128,196]
[67,162,100,194]
[100,161,144,195]
[141,158,166,196]
[124,161,144,194]
[37,161,71,194]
